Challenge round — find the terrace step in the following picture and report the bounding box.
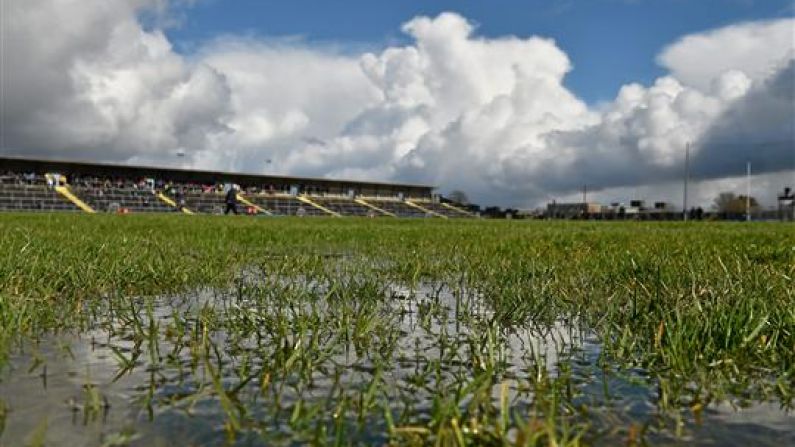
[354,198,396,217]
[310,197,375,216]
[405,200,447,219]
[410,200,474,218]
[441,202,476,217]
[363,199,429,218]
[297,195,340,217]
[245,195,325,216]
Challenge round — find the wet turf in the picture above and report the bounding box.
[0,214,793,445]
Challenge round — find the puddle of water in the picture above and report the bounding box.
[685,401,795,445]
[1,280,792,446]
[1,331,148,446]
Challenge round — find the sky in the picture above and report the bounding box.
[163,0,794,104]
[2,0,794,208]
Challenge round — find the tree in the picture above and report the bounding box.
[713,192,759,215]
[447,190,469,205]
[713,192,737,213]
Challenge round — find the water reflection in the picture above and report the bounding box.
[0,282,792,446]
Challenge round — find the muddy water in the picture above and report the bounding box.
[1,284,793,446]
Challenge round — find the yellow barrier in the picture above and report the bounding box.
[297,195,341,217]
[156,192,194,214]
[237,194,272,215]
[54,186,95,213]
[441,202,476,217]
[405,200,447,219]
[354,198,396,217]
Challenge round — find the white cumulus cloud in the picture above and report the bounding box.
[658,18,795,91]
[2,0,233,162]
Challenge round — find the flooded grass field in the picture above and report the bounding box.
[0,214,793,446]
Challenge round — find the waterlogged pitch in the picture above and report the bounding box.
[0,214,793,446]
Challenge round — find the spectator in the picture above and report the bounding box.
[224,185,239,215]
[177,187,187,211]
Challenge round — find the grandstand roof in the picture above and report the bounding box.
[0,155,434,195]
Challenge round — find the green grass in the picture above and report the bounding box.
[0,214,793,445]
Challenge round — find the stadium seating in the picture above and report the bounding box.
[362,198,435,218]
[0,183,80,212]
[72,186,174,213]
[180,191,227,214]
[246,194,329,217]
[409,199,473,218]
[311,196,380,217]
[0,174,79,212]
[0,162,477,218]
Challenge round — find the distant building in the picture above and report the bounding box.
[546,202,602,219]
[545,200,682,220]
[653,201,672,210]
[629,199,645,209]
[644,201,678,220]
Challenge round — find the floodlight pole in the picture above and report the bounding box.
[746,160,751,222]
[683,142,690,221]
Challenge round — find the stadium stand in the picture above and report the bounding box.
[410,199,473,218]
[69,176,175,213]
[180,190,227,214]
[310,196,379,217]
[362,198,434,218]
[247,195,329,217]
[0,156,476,219]
[0,172,79,212]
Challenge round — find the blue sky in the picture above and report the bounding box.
[164,0,794,104]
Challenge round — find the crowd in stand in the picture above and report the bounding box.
[0,171,316,198]
[1,170,410,204]
[0,171,71,188]
[70,175,150,190]
[1,171,43,185]
[160,182,335,197]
